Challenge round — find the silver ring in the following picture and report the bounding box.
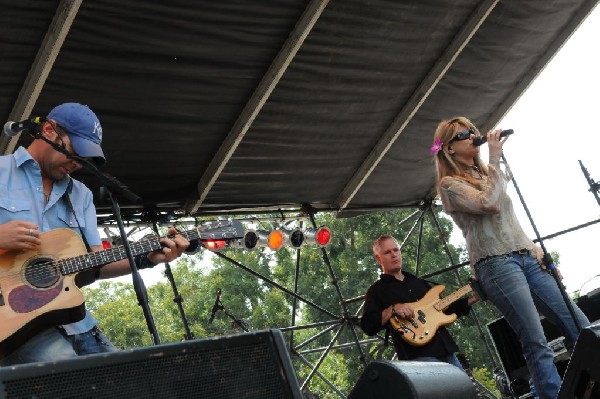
[29,228,34,236]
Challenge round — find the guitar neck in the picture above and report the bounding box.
[57,221,242,276]
[434,284,472,311]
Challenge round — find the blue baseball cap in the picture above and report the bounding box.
[47,103,106,165]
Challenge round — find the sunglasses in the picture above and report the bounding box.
[449,128,476,143]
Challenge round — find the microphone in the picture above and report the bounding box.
[3,117,47,137]
[208,289,222,324]
[473,129,514,146]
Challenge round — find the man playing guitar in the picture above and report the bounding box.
[0,103,189,365]
[360,235,477,367]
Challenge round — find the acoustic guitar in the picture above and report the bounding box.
[0,220,243,358]
[389,284,472,346]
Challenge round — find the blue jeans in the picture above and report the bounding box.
[63,326,117,356]
[412,353,464,370]
[475,252,590,399]
[0,328,78,366]
[0,326,117,366]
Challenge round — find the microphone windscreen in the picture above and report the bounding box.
[3,121,19,137]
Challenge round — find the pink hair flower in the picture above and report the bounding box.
[430,138,443,155]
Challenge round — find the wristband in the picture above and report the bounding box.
[185,239,201,254]
[135,253,158,270]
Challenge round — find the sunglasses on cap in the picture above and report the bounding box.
[449,128,476,143]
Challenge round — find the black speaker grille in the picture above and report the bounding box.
[1,330,299,399]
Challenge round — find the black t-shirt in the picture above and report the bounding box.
[360,272,471,360]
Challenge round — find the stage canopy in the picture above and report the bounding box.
[1,0,597,220]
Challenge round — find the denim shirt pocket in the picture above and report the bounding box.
[0,197,32,223]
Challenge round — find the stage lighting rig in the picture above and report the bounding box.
[230,226,331,251]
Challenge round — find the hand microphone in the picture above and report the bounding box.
[473,129,514,146]
[3,117,47,137]
[208,289,222,324]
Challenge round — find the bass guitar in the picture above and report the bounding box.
[389,284,472,346]
[0,220,244,358]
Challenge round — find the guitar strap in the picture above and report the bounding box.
[62,178,92,253]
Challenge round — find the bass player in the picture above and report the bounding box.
[360,234,477,368]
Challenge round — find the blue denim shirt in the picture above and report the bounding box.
[0,147,101,334]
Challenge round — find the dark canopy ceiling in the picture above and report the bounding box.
[1,0,597,220]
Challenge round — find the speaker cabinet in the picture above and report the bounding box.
[348,360,477,399]
[0,329,302,399]
[558,323,600,399]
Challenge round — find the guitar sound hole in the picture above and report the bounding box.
[24,257,60,288]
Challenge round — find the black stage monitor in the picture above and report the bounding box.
[0,329,302,399]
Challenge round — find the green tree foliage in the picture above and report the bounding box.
[84,208,506,397]
[472,367,501,397]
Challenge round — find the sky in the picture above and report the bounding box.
[471,5,600,297]
[100,6,600,297]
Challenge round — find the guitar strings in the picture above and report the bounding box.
[6,235,166,285]
[1,232,185,285]
[2,259,63,286]
[1,224,235,287]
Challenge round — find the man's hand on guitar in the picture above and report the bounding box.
[0,220,40,251]
[393,303,415,319]
[147,227,190,264]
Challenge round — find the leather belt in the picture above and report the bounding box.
[475,249,530,266]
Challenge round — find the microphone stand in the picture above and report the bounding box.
[34,131,161,345]
[212,300,249,332]
[151,221,193,340]
[104,189,160,345]
[502,153,584,333]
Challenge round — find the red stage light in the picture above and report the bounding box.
[204,239,226,251]
[315,227,331,246]
[305,226,332,247]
